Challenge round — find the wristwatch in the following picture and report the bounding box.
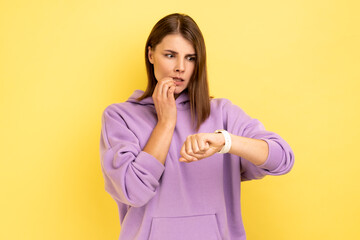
[214,129,232,153]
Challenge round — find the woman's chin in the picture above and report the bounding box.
[173,87,186,99]
[174,87,185,95]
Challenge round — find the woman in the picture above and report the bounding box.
[100,13,294,240]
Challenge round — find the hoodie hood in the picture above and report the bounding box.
[126,89,190,110]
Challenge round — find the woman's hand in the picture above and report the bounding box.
[179,133,225,163]
[143,77,177,165]
[152,77,177,127]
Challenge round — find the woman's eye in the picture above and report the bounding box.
[165,54,174,58]
[187,56,196,61]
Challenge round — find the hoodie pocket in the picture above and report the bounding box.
[148,214,222,240]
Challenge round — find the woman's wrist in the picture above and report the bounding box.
[214,130,231,153]
[156,120,176,130]
[214,132,225,147]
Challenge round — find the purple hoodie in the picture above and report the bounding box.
[100,89,294,240]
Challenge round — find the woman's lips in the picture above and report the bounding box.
[174,81,183,86]
[172,77,184,81]
[172,77,184,85]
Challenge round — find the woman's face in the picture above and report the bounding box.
[148,34,196,96]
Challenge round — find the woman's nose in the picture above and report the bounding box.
[175,58,185,72]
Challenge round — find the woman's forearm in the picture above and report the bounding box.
[228,134,269,166]
[143,122,175,165]
[143,77,178,165]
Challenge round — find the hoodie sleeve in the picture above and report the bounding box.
[224,100,294,181]
[99,104,165,207]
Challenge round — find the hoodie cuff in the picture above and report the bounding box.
[134,151,165,180]
[257,139,283,171]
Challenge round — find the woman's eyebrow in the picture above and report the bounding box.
[164,49,196,56]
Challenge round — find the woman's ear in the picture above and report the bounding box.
[148,46,154,64]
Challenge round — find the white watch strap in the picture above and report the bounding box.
[215,130,232,153]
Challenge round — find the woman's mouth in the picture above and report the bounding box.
[172,77,184,82]
[172,77,184,85]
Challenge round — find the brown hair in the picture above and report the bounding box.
[137,13,211,131]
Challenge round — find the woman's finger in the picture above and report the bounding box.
[180,142,197,162]
[197,134,209,152]
[160,80,175,100]
[160,81,169,98]
[167,84,176,99]
[191,135,201,154]
[185,136,204,159]
[185,136,195,156]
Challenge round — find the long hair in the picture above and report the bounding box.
[137,13,211,131]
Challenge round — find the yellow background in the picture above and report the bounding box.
[1,0,359,239]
